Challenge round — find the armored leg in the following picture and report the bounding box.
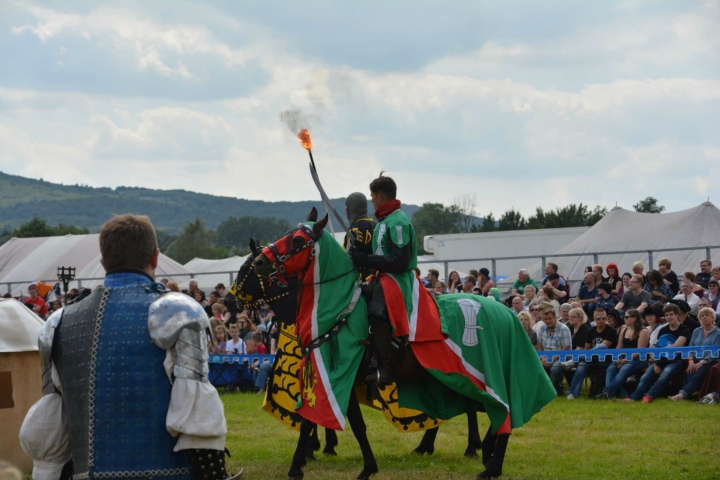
[186,449,243,480]
[366,315,394,385]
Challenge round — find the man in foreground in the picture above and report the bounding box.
[20,214,241,480]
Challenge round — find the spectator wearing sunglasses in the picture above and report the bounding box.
[566,307,618,400]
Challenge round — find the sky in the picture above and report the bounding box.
[1,0,719,218]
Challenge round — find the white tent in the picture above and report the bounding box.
[183,256,250,291]
[0,299,44,353]
[0,299,44,471]
[501,202,720,295]
[0,234,193,296]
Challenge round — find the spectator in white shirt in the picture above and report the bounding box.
[673,278,701,315]
[226,324,247,354]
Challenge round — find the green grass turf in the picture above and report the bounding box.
[222,391,720,480]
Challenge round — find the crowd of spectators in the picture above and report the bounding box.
[422,259,720,403]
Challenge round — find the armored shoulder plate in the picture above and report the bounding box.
[149,292,210,382]
[148,292,210,350]
[39,307,64,371]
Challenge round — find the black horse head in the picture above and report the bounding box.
[226,239,298,326]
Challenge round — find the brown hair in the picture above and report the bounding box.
[166,281,180,292]
[658,258,672,268]
[684,272,696,283]
[427,269,439,279]
[625,309,642,342]
[369,171,397,199]
[663,303,680,315]
[99,214,158,271]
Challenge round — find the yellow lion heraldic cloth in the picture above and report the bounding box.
[262,320,444,432]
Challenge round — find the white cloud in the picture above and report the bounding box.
[12,5,266,79]
[2,1,719,219]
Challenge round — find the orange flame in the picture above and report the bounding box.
[297,129,313,150]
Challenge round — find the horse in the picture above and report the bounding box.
[227,237,485,478]
[250,211,556,479]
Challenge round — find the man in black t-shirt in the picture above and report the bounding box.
[658,258,680,295]
[566,308,617,399]
[668,298,699,334]
[628,303,690,402]
[696,260,713,290]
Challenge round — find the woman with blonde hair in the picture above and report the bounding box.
[523,285,536,306]
[632,261,645,286]
[669,307,720,401]
[560,307,589,371]
[517,310,537,348]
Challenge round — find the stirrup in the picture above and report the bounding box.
[228,468,244,480]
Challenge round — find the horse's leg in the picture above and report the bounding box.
[288,418,315,479]
[346,390,379,480]
[480,425,496,466]
[322,428,338,456]
[305,424,319,460]
[476,433,509,479]
[464,412,481,458]
[413,427,437,455]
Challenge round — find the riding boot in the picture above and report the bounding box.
[366,321,394,385]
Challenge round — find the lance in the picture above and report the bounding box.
[297,129,355,244]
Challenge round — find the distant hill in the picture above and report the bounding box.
[0,171,421,233]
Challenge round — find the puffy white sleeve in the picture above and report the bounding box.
[148,292,227,452]
[19,389,71,480]
[166,378,227,452]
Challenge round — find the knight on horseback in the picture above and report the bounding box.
[343,192,376,282]
[349,172,416,386]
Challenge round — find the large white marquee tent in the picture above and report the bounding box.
[502,202,720,295]
[183,255,250,291]
[0,234,193,296]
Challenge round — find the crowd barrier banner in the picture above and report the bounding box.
[208,354,275,388]
[536,345,720,363]
[206,347,720,388]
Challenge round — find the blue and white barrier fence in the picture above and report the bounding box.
[208,346,720,369]
[535,345,720,363]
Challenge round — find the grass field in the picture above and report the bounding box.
[223,391,720,480]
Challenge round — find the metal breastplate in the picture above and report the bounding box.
[54,285,194,480]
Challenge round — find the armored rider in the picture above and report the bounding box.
[20,214,242,480]
[350,173,417,385]
[343,192,377,281]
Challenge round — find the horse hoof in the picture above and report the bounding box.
[412,447,434,455]
[287,476,303,480]
[464,450,479,458]
[357,464,379,480]
[304,453,316,462]
[476,467,502,479]
[322,448,337,456]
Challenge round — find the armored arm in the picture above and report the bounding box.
[149,292,227,454]
[148,292,211,383]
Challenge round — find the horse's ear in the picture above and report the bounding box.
[307,207,318,222]
[312,214,328,236]
[249,238,259,257]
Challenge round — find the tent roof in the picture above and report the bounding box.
[502,203,720,294]
[0,299,44,352]
[0,234,193,295]
[182,256,250,290]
